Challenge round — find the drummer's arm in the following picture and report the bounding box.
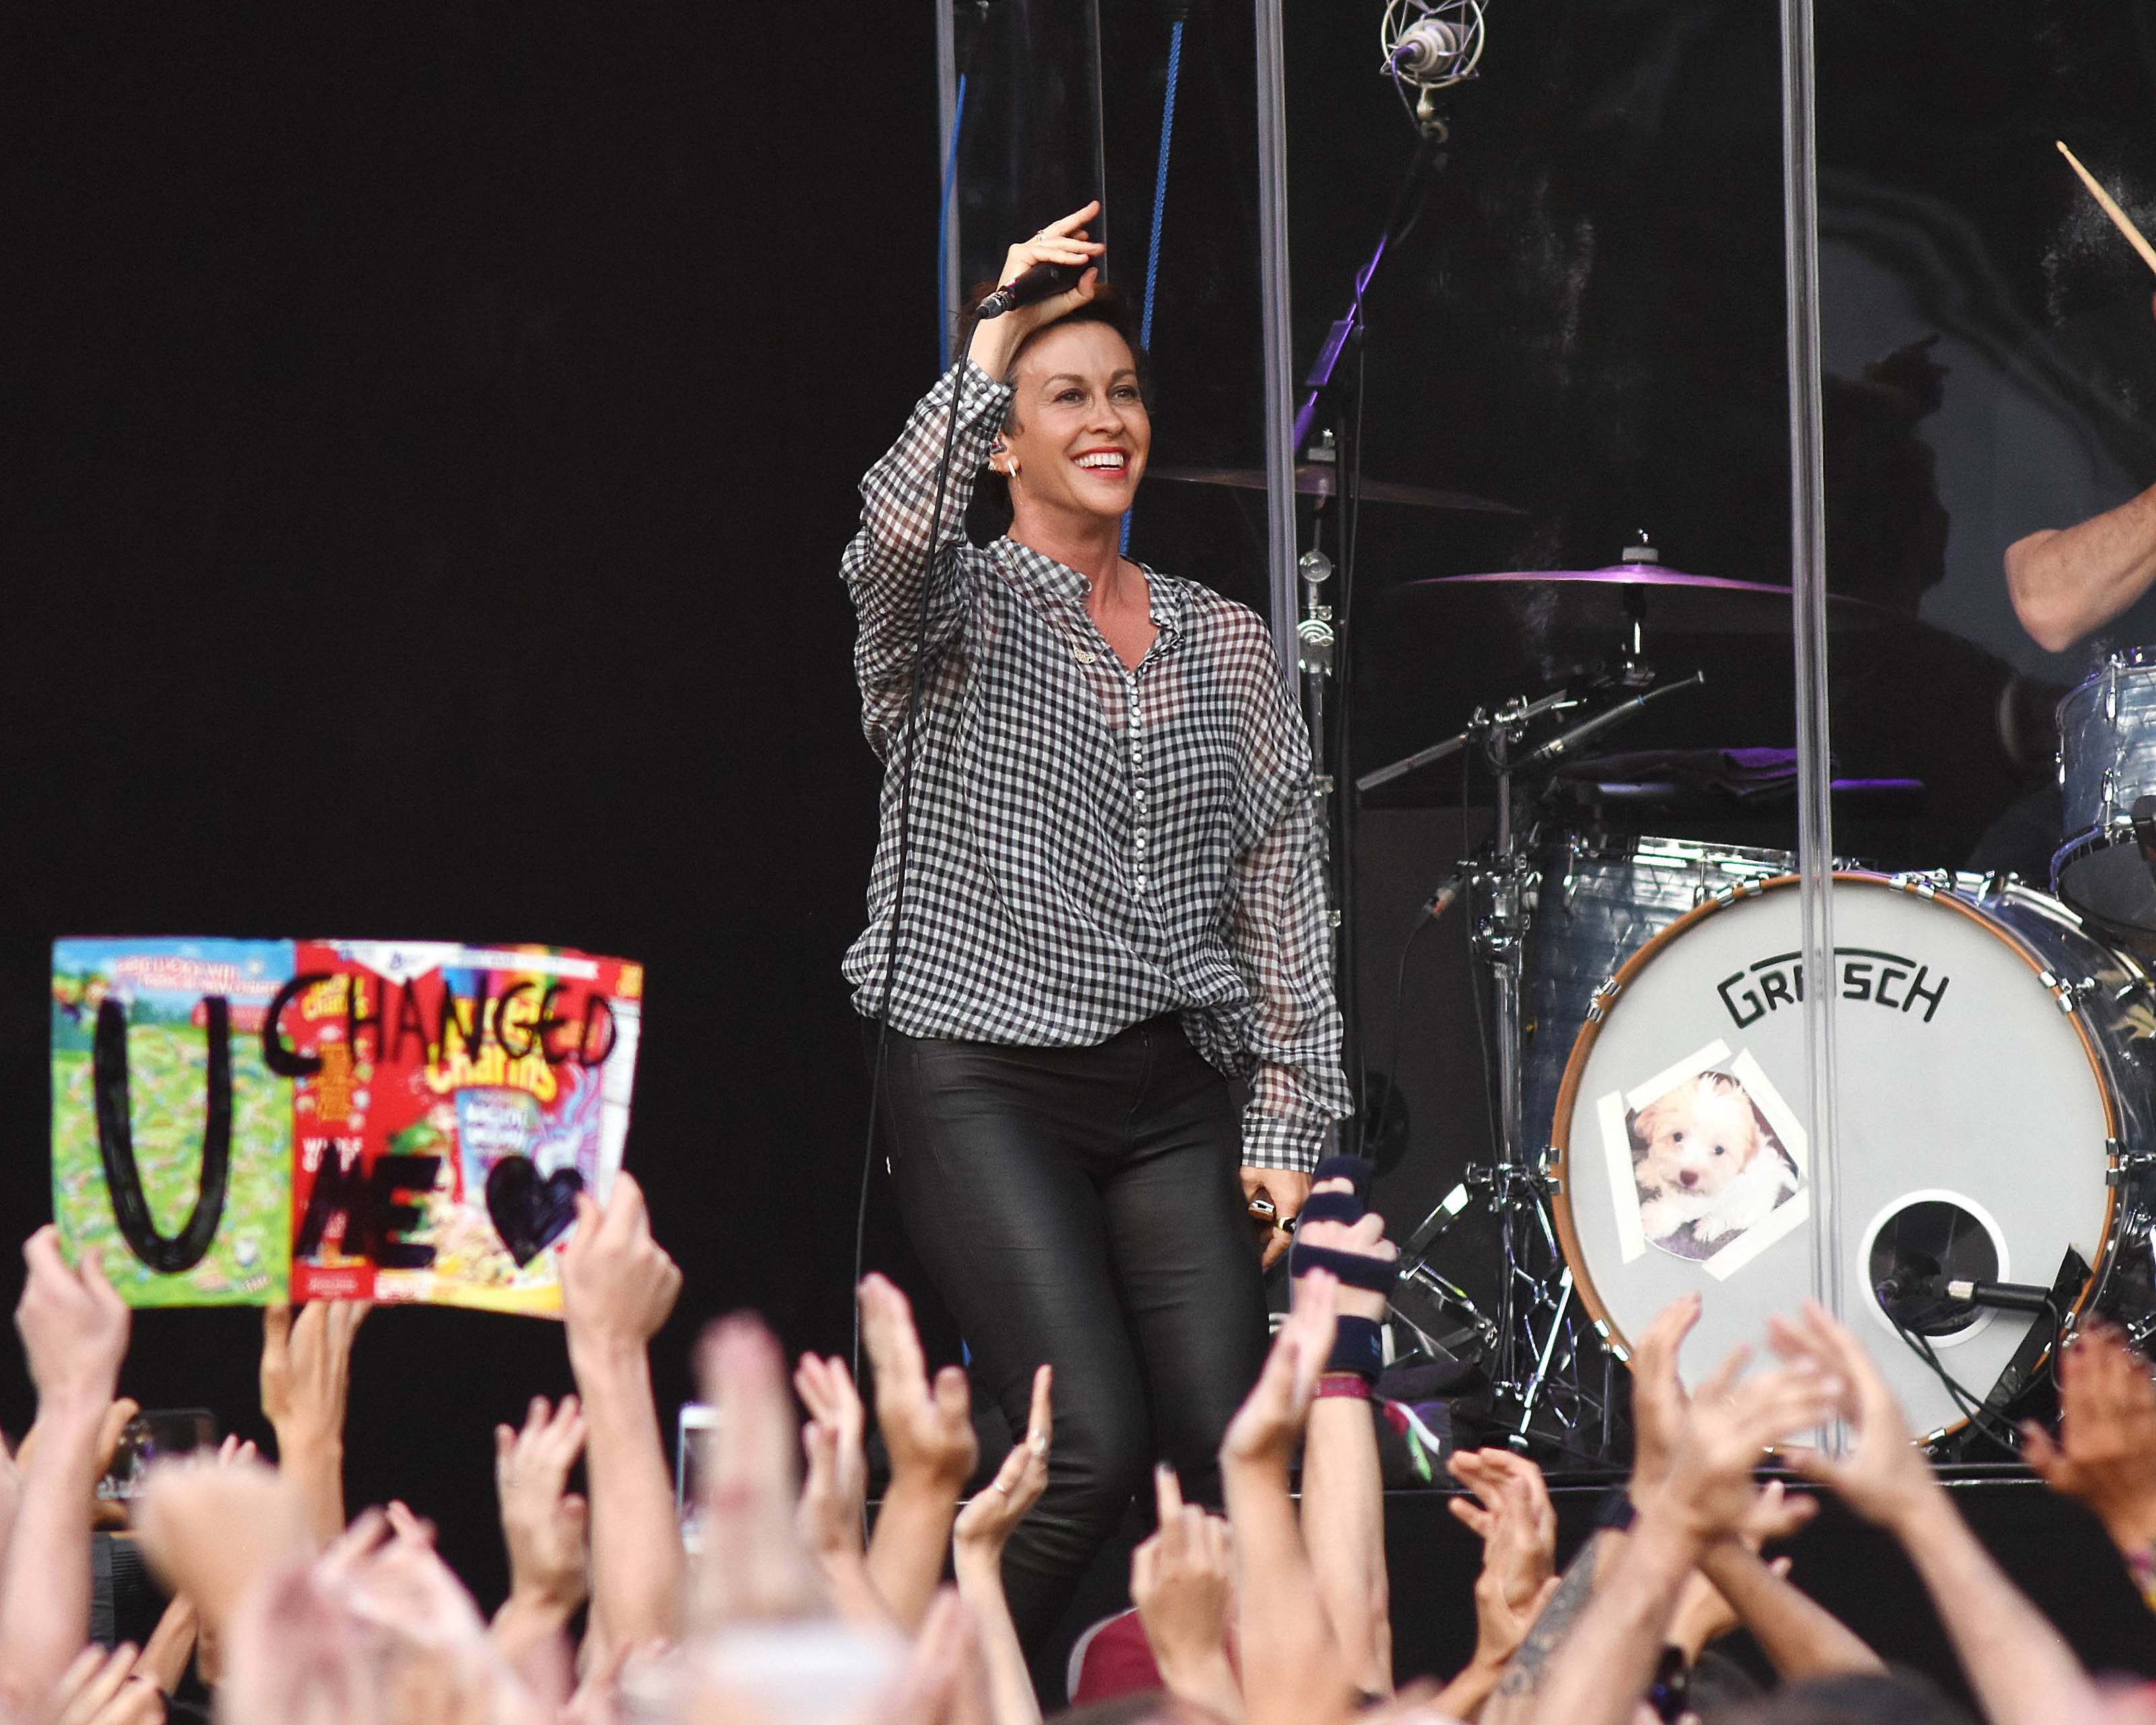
[2005,478,2156,653]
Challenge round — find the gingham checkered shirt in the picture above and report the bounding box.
[841,361,1351,1172]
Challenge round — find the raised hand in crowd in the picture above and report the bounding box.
[133,1451,313,1720]
[794,1350,879,1619]
[1220,1269,1361,1725]
[41,1641,167,1725]
[1770,1301,2107,1725]
[490,1393,590,1700]
[681,1312,918,1723]
[1505,1347,1839,1725]
[0,1228,132,1720]
[558,1172,684,1657]
[1433,1451,1560,1718]
[1624,1292,1882,1687]
[259,1298,370,1546]
[860,1272,979,1632]
[1290,1164,1400,1697]
[1131,1464,1240,1723]
[2021,1320,2156,1600]
[951,1364,1052,1725]
[1694,1477,1881,1685]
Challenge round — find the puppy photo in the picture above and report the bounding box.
[1628,1069,1799,1261]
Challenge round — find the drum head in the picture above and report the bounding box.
[2055,829,2156,939]
[1552,875,2114,1437]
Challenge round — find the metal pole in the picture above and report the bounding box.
[1253,0,1299,683]
[1779,0,1843,1348]
[936,1,961,351]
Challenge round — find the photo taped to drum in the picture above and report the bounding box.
[1597,1039,1808,1276]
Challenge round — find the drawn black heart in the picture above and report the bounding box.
[485,1157,585,1267]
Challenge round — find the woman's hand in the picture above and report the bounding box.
[966,203,1105,380]
[1242,1168,1311,1272]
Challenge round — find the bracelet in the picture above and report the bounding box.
[1315,1373,1372,1401]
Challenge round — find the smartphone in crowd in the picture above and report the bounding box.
[676,1402,716,1555]
[98,1408,217,1509]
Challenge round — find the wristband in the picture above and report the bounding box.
[1298,1190,1366,1228]
[1593,1487,1639,1532]
[1309,1153,1372,1201]
[1327,1315,1385,1383]
[1315,1372,1372,1400]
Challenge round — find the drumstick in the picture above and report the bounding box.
[2057,139,2156,278]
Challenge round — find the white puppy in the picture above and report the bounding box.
[1632,1071,1796,1253]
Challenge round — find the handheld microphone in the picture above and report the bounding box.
[976,260,1086,320]
[1943,1278,2060,1316]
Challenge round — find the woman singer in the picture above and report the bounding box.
[842,202,1353,1643]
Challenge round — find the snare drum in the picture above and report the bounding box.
[1549,871,2150,1437]
[2058,649,2156,937]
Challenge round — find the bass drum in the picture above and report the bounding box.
[1550,872,2152,1438]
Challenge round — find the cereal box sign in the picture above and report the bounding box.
[52,939,643,1315]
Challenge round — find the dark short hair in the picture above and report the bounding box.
[961,278,1153,542]
[961,278,1155,413]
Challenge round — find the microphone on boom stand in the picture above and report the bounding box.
[1517,671,1707,770]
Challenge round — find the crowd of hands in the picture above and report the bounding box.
[3,1170,2156,1724]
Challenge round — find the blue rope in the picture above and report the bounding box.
[937,72,970,373]
[1141,18,1183,352]
[1124,16,1184,555]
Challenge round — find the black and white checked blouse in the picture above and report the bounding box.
[840,362,1352,1172]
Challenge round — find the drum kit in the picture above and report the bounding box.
[1327,548,2156,1462]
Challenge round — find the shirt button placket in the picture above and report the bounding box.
[1129,677,1147,893]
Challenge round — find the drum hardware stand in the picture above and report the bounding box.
[1360,665,1705,1459]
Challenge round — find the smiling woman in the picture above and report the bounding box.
[839,203,1353,1649]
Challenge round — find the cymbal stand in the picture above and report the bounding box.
[1377,695,1628,1460]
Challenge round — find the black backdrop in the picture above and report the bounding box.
[0,5,939,1605]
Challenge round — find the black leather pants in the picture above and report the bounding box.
[875,1015,1270,1648]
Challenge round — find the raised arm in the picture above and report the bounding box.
[259,1298,370,1546]
[0,1228,131,1718]
[1132,1466,1242,1722]
[2006,477,2156,653]
[860,1274,978,1632]
[1515,1352,1839,1725]
[1694,1485,1882,1683]
[557,1172,684,1657]
[951,1365,1053,1725]
[1290,1160,1399,1693]
[489,1393,590,1704]
[1220,1271,1362,1725]
[1431,1458,1560,1718]
[2021,1319,2156,1612]
[794,1350,891,1629]
[1771,1301,2107,1725]
[844,208,1102,747]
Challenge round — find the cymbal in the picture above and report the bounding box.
[1354,561,2019,844]
[1146,463,1523,515]
[1398,563,1898,636]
